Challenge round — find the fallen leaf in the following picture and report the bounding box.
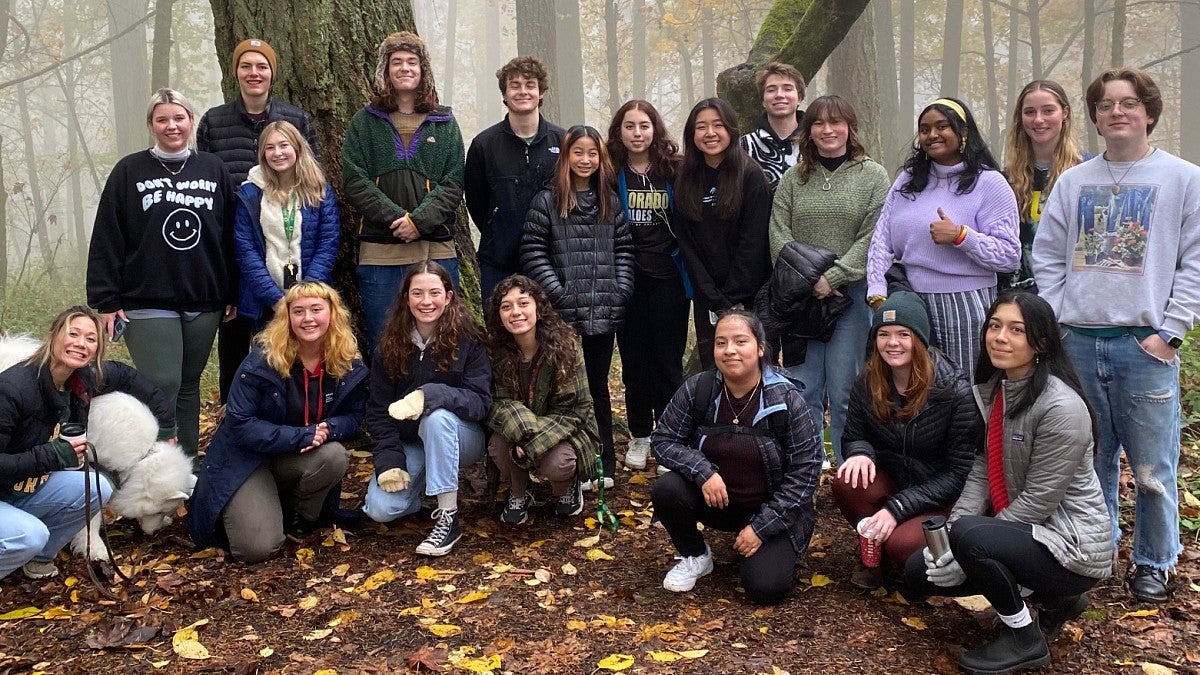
[331,563,350,577]
[456,590,491,604]
[172,619,211,660]
[455,654,502,672]
[567,620,588,631]
[150,660,171,668]
[648,651,682,662]
[295,548,314,564]
[574,533,601,548]
[297,596,319,610]
[240,588,260,603]
[428,624,461,637]
[586,548,614,561]
[259,647,274,657]
[562,563,578,575]
[952,595,992,612]
[0,607,41,621]
[1140,663,1177,675]
[810,573,832,587]
[1120,609,1160,620]
[901,617,928,630]
[357,568,395,592]
[534,568,552,583]
[597,653,635,671]
[676,649,709,658]
[303,628,333,640]
[415,565,440,580]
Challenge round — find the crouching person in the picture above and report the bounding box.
[902,292,1111,674]
[362,263,492,557]
[651,310,823,604]
[1,306,174,579]
[485,276,598,524]
[189,282,367,563]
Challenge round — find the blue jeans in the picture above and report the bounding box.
[1063,329,1182,570]
[0,471,113,579]
[357,259,461,356]
[362,409,485,522]
[786,280,871,464]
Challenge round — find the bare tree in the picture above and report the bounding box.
[107,0,152,155]
[829,5,881,160]
[0,0,10,284]
[1112,0,1127,66]
[702,6,715,98]
[981,0,1001,147]
[1183,0,1200,161]
[606,0,620,115]
[150,0,174,90]
[941,0,963,97]
[1083,0,1099,154]
[899,0,913,123]
[1028,0,1041,78]
[516,0,558,120]
[873,0,902,171]
[632,0,646,100]
[443,0,457,105]
[554,0,585,124]
[15,82,54,273]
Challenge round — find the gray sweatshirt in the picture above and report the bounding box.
[1032,149,1200,339]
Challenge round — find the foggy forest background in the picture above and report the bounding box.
[1,0,1197,290]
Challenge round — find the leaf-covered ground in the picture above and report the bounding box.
[1,415,1197,674]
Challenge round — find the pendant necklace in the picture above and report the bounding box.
[819,167,833,191]
[723,379,761,425]
[1105,147,1153,195]
[154,151,190,177]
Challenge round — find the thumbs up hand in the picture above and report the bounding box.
[930,207,963,245]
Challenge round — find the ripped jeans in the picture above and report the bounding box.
[1063,328,1182,570]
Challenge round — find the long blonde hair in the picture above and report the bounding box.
[256,281,359,378]
[256,121,327,208]
[1003,80,1083,221]
[29,306,106,385]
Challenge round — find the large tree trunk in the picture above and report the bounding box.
[107,0,151,155]
[1007,4,1019,137]
[1083,0,1099,154]
[1112,0,1127,66]
[940,0,963,97]
[872,0,902,172]
[516,0,558,121]
[701,6,715,98]
[554,0,585,125]
[606,0,620,116]
[0,0,9,286]
[981,0,1001,148]
[829,5,881,161]
[442,0,457,105]
[899,0,913,128]
[1028,0,1041,79]
[1183,0,1200,162]
[15,83,55,273]
[631,0,646,100]
[716,0,871,128]
[150,0,174,90]
[476,0,505,125]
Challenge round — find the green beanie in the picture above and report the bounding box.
[870,291,931,346]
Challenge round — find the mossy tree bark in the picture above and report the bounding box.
[716,0,871,129]
[208,0,483,320]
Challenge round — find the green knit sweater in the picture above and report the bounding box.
[768,157,891,289]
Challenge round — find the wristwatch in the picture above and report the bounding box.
[1158,330,1183,349]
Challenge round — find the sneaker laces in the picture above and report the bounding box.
[506,493,529,510]
[427,508,456,540]
[671,553,709,575]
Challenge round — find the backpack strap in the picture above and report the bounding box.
[690,369,792,449]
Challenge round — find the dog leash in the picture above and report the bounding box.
[81,441,131,600]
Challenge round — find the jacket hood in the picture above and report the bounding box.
[246,164,267,189]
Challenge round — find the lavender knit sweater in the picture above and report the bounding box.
[866,162,1020,298]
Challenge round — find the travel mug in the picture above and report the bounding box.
[922,515,952,564]
[58,423,87,470]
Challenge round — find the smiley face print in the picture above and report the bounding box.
[162,209,202,251]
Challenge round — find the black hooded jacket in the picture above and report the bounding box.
[755,241,852,366]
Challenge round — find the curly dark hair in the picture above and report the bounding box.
[898,96,1000,197]
[377,261,486,378]
[485,275,582,394]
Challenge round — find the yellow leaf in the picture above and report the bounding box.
[348,449,372,458]
[491,563,514,573]
[952,595,992,612]
[190,548,219,559]
[172,639,210,660]
[1183,490,1200,508]
[528,539,548,548]
[561,563,578,575]
[240,588,260,603]
[457,654,502,672]
[259,647,274,657]
[598,654,635,671]
[330,610,360,627]
[649,651,682,662]
[357,568,395,592]
[415,565,440,580]
[901,617,928,630]
[303,628,333,640]
[1140,663,1177,675]
[524,578,541,586]
[0,607,41,621]
[295,548,314,564]
[331,563,350,577]
[331,527,347,545]
[456,590,491,604]
[677,649,709,658]
[40,606,73,619]
[150,660,171,668]
[586,548,614,561]
[297,595,319,610]
[584,517,598,529]
[399,606,422,616]
[574,533,601,548]
[429,623,461,637]
[759,625,769,634]
[64,577,78,587]
[1120,609,1160,620]
[472,552,493,564]
[312,671,338,675]
[567,620,588,631]
[628,474,648,484]
[810,573,832,587]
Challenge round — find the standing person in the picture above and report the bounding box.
[768,95,890,463]
[675,98,772,369]
[485,275,598,523]
[834,293,974,590]
[87,88,236,459]
[197,38,319,405]
[362,263,491,557]
[865,97,1020,375]
[465,56,564,301]
[903,292,1111,674]
[650,311,823,604]
[1033,67,1200,604]
[522,126,634,490]
[343,31,465,354]
[0,307,174,580]
[1002,80,1089,292]
[234,121,340,330]
[189,283,367,563]
[606,100,688,472]
[738,62,806,192]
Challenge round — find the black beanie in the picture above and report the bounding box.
[871,291,931,346]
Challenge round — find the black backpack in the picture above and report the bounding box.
[687,370,791,449]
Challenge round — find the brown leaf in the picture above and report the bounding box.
[406,644,448,671]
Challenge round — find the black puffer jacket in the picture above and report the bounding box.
[197,96,318,187]
[755,241,852,366]
[521,188,635,336]
[841,349,975,522]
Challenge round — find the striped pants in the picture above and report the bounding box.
[916,286,995,376]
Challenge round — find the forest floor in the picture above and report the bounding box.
[1,407,1198,674]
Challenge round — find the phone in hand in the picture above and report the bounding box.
[112,317,128,342]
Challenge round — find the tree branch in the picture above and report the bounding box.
[1140,42,1200,70]
[0,9,155,91]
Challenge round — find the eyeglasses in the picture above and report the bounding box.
[1095,98,1143,114]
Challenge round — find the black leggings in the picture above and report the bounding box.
[581,333,616,478]
[652,471,796,604]
[903,515,1100,615]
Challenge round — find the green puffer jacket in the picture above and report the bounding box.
[952,373,1112,579]
[487,343,599,481]
[342,104,465,244]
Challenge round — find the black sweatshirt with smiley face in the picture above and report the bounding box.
[88,149,237,313]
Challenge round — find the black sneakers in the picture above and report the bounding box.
[1128,566,1171,604]
[500,491,535,524]
[416,509,461,556]
[555,480,584,517]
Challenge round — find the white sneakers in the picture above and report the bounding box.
[625,436,650,470]
[581,477,615,491]
[662,546,714,592]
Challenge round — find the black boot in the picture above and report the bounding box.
[958,622,1050,674]
[1034,593,1088,640]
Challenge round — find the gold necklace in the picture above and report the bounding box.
[154,151,190,177]
[723,379,761,425]
[1105,147,1153,195]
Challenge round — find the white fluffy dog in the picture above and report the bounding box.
[0,335,196,560]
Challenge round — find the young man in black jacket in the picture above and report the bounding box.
[197,38,319,404]
[464,56,564,301]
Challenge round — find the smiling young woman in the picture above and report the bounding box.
[87,88,237,459]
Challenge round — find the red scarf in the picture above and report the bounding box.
[987,387,1010,513]
[302,359,325,425]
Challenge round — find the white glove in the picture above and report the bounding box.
[388,389,425,421]
[377,468,411,493]
[923,546,967,588]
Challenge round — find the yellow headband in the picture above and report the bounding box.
[930,98,967,124]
